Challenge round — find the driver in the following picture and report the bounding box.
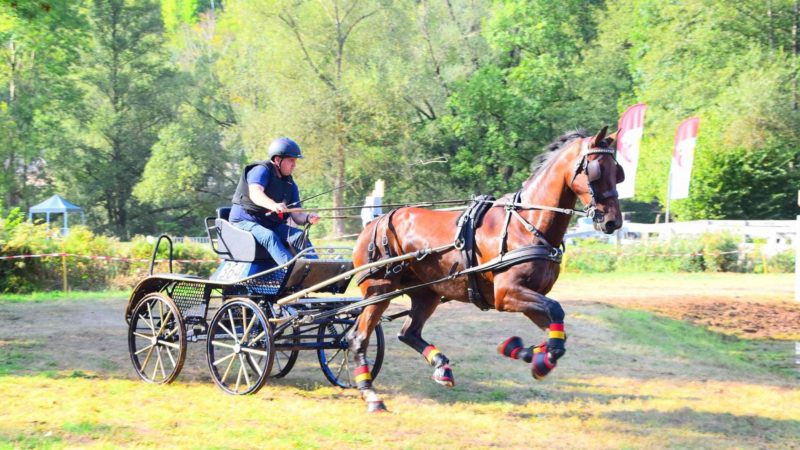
[229,137,320,264]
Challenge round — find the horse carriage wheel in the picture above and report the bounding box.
[263,303,299,378]
[127,292,187,384]
[317,314,384,388]
[206,298,274,395]
[270,326,299,379]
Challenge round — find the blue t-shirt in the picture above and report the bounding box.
[230,165,301,227]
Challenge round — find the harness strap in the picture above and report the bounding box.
[305,243,561,323]
[453,195,495,310]
[358,209,404,284]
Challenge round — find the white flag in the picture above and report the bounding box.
[616,103,647,199]
[669,117,700,200]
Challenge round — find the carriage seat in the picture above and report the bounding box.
[211,207,273,263]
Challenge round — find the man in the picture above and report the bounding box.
[229,137,320,264]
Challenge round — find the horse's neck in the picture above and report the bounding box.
[518,148,578,247]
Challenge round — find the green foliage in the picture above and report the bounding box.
[2,0,799,240]
[565,232,786,274]
[0,209,217,293]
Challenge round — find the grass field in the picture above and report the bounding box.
[0,273,797,449]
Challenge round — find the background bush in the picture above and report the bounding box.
[1,208,217,293]
[0,207,795,293]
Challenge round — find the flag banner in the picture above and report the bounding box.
[669,117,700,199]
[616,103,647,199]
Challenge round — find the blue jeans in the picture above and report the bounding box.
[233,221,317,265]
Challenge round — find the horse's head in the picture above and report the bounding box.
[568,126,624,234]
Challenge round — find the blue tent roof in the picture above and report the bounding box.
[29,195,83,213]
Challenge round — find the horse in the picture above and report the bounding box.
[348,127,624,412]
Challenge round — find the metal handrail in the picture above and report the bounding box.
[149,235,174,275]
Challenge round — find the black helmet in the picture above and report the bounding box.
[268,137,303,159]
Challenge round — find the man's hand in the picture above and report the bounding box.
[272,203,289,214]
[307,213,320,225]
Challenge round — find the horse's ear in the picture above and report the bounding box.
[590,126,609,147]
[603,130,619,148]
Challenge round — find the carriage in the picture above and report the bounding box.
[124,207,385,394]
[125,128,625,411]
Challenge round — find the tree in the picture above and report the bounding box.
[49,0,178,237]
[0,1,85,210]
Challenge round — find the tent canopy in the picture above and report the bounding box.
[29,194,84,213]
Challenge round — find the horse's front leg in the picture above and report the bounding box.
[495,285,567,380]
[348,299,391,413]
[397,292,454,387]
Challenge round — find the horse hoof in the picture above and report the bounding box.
[498,336,524,359]
[433,364,455,388]
[531,352,557,380]
[367,400,388,413]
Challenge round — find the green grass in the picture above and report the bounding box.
[0,290,129,304]
[594,307,795,378]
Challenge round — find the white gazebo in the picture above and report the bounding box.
[28,194,85,235]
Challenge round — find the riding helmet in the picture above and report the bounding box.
[268,137,303,159]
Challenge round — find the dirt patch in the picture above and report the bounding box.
[590,297,800,340]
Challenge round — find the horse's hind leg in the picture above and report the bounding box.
[397,291,454,387]
[495,286,567,380]
[348,298,391,413]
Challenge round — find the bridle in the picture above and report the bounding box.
[571,138,625,222]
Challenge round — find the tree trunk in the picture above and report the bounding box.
[794,0,799,110]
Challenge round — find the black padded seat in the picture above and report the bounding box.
[213,207,273,263]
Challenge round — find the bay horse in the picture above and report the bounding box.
[349,128,623,412]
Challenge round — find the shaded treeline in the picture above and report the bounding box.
[1,0,798,237]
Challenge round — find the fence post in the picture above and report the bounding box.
[61,252,69,293]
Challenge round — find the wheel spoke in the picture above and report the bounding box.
[227,310,239,344]
[242,314,257,340]
[247,330,265,346]
[235,363,243,392]
[152,347,162,380]
[144,304,156,334]
[334,353,347,381]
[221,349,236,382]
[239,354,252,388]
[135,343,154,356]
[156,309,173,337]
[158,340,181,350]
[163,326,180,340]
[248,354,264,378]
[163,346,176,367]
[213,351,236,367]
[241,306,248,336]
[140,343,156,372]
[211,340,236,350]
[240,347,268,357]
[218,322,237,342]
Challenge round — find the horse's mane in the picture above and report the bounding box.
[524,129,588,187]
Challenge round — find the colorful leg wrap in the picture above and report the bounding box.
[531,351,557,380]
[422,345,444,366]
[354,364,372,390]
[547,322,566,360]
[423,345,454,387]
[532,323,566,380]
[498,337,547,363]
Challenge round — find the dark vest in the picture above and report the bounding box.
[232,160,296,225]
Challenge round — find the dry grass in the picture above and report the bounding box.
[0,273,798,449]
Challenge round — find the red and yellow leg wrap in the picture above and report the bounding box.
[422,345,442,366]
[354,364,372,390]
[547,323,566,357]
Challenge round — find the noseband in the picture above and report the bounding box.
[571,139,624,222]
